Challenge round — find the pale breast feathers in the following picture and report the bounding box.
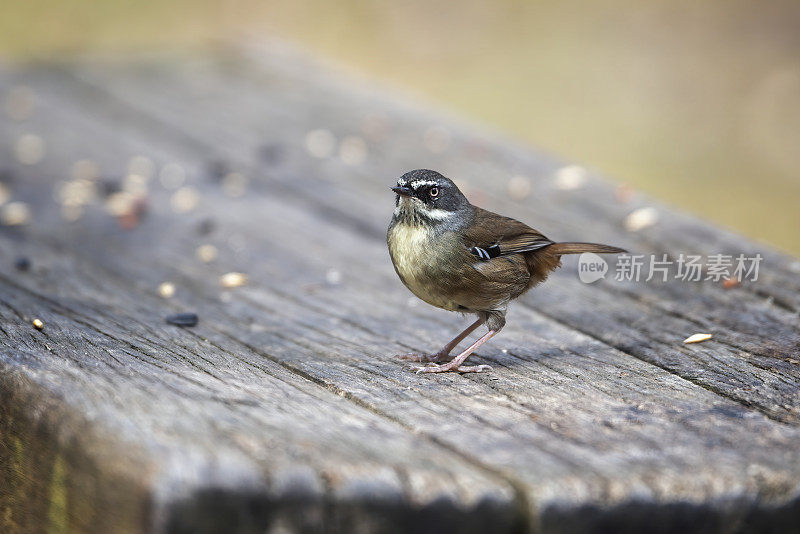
[388,223,432,284]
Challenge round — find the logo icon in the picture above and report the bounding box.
[578,253,608,284]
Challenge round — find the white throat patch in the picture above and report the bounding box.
[420,207,453,220]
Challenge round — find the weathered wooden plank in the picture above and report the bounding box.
[0,357,153,534]
[0,82,519,527]
[1,46,799,533]
[1,163,798,532]
[0,261,518,533]
[5,196,800,532]
[44,51,800,421]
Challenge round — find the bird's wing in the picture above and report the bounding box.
[465,207,554,260]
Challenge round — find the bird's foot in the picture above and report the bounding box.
[411,362,493,374]
[396,351,450,363]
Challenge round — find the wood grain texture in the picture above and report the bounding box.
[0,42,799,533]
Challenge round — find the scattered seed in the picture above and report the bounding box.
[1,201,31,226]
[206,160,228,182]
[170,186,199,213]
[123,173,149,196]
[722,278,741,289]
[32,318,44,330]
[196,244,218,263]
[97,178,121,198]
[117,212,138,230]
[684,333,712,344]
[14,256,30,271]
[105,191,137,217]
[116,197,147,230]
[197,218,215,236]
[624,207,658,232]
[305,129,335,158]
[554,165,587,190]
[220,272,248,288]
[158,282,176,298]
[165,312,198,327]
[55,179,97,207]
[325,268,342,285]
[507,175,532,200]
[15,134,44,165]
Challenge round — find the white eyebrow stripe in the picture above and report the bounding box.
[410,180,437,189]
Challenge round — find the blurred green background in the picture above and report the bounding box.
[2,0,799,255]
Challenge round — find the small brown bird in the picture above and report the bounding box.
[387,169,625,373]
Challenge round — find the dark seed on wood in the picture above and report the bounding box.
[14,256,31,271]
[206,160,229,183]
[98,179,122,197]
[197,218,216,236]
[165,312,198,327]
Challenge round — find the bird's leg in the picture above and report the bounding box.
[397,318,484,363]
[412,329,498,373]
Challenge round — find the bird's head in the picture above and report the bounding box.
[391,169,470,225]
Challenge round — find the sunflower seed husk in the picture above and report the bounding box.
[683,333,712,344]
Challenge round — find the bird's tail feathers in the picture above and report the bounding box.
[547,242,627,255]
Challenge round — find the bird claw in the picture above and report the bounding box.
[411,363,493,374]
[411,363,437,374]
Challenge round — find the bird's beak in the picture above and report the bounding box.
[391,186,413,196]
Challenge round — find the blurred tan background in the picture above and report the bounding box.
[2,0,798,255]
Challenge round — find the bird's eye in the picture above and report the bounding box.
[429,187,439,198]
